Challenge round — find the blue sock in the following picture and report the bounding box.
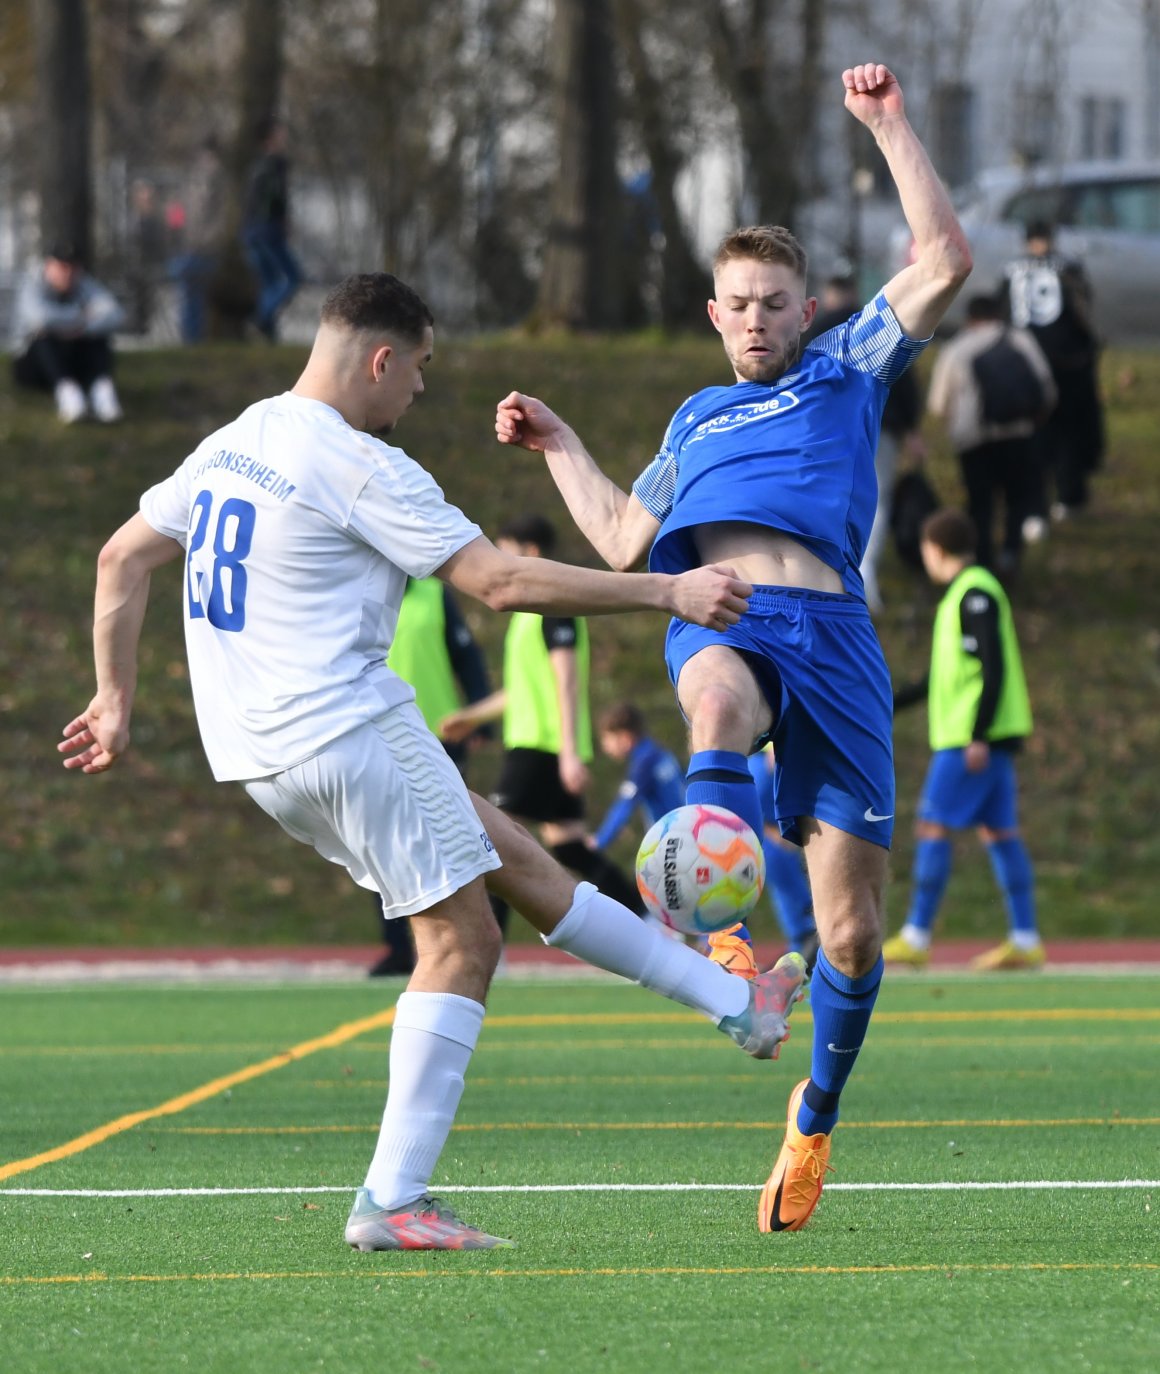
[986,837,1037,936]
[796,951,883,1136]
[905,838,952,932]
[685,749,764,844]
[763,837,815,945]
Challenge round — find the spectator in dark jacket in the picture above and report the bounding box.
[242,116,301,341]
[1001,220,1104,529]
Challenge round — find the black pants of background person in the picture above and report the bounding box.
[1038,362,1104,512]
[959,435,1038,572]
[488,747,645,938]
[11,334,115,392]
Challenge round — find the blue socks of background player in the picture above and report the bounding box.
[686,749,765,843]
[902,837,952,939]
[986,836,1038,937]
[796,951,884,1137]
[762,837,815,947]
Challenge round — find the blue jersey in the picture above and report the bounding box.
[594,736,686,849]
[632,292,929,596]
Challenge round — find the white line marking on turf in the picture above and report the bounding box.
[1,1180,1156,1198]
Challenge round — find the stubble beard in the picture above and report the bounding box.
[729,332,803,384]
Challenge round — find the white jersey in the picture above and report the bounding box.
[140,392,482,781]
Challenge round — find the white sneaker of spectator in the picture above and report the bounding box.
[1022,515,1049,544]
[89,376,123,424]
[54,378,87,424]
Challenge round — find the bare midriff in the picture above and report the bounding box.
[693,520,844,593]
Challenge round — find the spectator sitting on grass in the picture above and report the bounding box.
[11,242,126,424]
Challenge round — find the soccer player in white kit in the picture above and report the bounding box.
[60,273,809,1251]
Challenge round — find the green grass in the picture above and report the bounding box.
[1,336,1158,945]
[1,974,1157,1372]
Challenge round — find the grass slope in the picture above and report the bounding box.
[1,336,1157,945]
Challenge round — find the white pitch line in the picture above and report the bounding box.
[1,1180,1156,1198]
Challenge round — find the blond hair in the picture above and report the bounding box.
[713,225,808,283]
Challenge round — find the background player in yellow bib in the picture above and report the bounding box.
[885,508,1041,971]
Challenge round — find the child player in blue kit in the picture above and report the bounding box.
[494,62,972,1231]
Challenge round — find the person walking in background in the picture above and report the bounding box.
[242,115,301,341]
[926,293,1055,577]
[171,137,225,344]
[368,575,495,977]
[11,243,126,423]
[126,178,167,336]
[884,508,1042,972]
[1002,220,1104,531]
[495,62,972,1232]
[61,270,804,1253]
[440,514,647,928]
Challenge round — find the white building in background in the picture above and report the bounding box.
[683,0,1160,281]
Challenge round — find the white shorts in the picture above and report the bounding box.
[243,703,501,920]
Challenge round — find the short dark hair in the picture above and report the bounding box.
[713,225,808,283]
[1025,219,1054,244]
[497,513,557,554]
[320,273,434,344]
[46,240,82,266]
[921,508,977,557]
[598,702,646,737]
[966,292,1003,322]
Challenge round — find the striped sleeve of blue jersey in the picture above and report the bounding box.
[631,400,690,521]
[807,290,931,385]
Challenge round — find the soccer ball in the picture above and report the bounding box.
[635,803,765,936]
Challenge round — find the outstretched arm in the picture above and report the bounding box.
[59,513,183,773]
[495,391,660,571]
[435,535,750,629]
[844,63,972,338]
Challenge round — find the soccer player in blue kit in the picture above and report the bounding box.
[495,62,972,1231]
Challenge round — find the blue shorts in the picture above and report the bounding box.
[917,747,1020,831]
[665,587,895,848]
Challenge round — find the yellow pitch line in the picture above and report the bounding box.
[157,1115,1160,1136]
[4,1260,1158,1287]
[0,1008,396,1183]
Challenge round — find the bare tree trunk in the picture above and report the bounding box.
[707,0,828,230]
[208,0,284,338]
[32,0,92,261]
[614,0,707,328]
[535,0,622,329]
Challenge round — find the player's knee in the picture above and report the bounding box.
[413,895,503,986]
[821,904,883,978]
[690,682,757,747]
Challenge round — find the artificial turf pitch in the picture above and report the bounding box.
[0,973,1156,1373]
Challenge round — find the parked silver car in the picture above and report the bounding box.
[889,161,1160,341]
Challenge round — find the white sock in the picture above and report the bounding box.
[1010,930,1043,951]
[900,923,932,950]
[363,990,485,1211]
[543,883,749,1022]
